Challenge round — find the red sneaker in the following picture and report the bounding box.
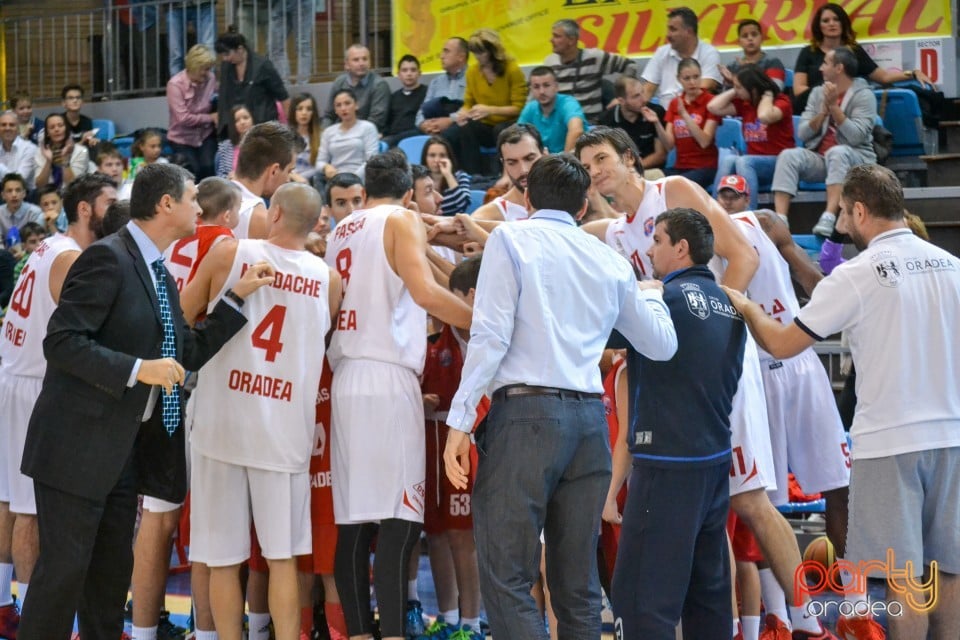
[0,602,19,640]
[793,621,840,639]
[759,614,792,640]
[835,616,886,640]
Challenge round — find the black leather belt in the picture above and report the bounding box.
[492,384,601,403]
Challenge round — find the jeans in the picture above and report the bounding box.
[167,1,216,76]
[714,154,778,210]
[472,392,611,640]
[771,145,868,197]
[666,166,716,191]
[269,0,315,84]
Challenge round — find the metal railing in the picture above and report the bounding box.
[2,0,391,104]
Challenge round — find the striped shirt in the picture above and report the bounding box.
[545,48,638,123]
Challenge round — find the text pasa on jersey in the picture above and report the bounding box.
[333,216,367,241]
[240,262,324,298]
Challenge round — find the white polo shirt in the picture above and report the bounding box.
[640,40,722,104]
[795,228,960,460]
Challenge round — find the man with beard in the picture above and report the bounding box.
[0,174,117,637]
[471,124,544,223]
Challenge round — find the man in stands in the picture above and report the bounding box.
[641,7,722,104]
[321,45,391,132]
[599,76,667,178]
[517,66,586,154]
[417,38,469,136]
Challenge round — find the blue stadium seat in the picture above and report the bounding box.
[717,117,746,154]
[784,69,794,90]
[397,135,430,163]
[665,147,675,170]
[467,189,486,213]
[792,234,824,260]
[92,118,116,141]
[113,135,135,159]
[379,140,389,153]
[874,89,925,156]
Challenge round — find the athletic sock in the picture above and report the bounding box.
[15,582,27,607]
[742,615,760,640]
[0,564,12,605]
[248,612,272,640]
[789,605,822,634]
[194,631,219,640]
[325,601,348,639]
[758,568,790,629]
[408,578,419,603]
[130,625,158,640]
[441,609,458,625]
[460,616,480,632]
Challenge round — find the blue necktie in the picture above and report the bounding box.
[152,258,180,436]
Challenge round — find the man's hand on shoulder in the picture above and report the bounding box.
[232,260,276,298]
[637,279,664,293]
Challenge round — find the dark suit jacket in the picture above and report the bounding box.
[21,225,246,502]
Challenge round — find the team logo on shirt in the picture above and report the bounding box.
[872,254,903,288]
[643,216,655,237]
[681,282,710,319]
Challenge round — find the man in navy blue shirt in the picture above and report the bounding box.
[609,207,746,640]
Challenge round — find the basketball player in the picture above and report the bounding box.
[324,150,472,640]
[231,122,298,240]
[470,124,544,222]
[181,182,341,640]
[0,175,117,637]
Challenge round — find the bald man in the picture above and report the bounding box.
[181,183,343,640]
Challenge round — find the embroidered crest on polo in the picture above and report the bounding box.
[871,252,903,288]
[681,281,710,319]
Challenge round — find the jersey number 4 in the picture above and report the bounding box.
[251,304,287,362]
[9,266,36,319]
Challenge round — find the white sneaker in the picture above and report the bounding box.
[812,212,836,237]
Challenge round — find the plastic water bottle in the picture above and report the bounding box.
[4,226,20,249]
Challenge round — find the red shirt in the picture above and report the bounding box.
[666,91,720,169]
[734,93,794,155]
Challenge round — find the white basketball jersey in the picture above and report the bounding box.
[325,204,428,373]
[0,234,80,378]
[730,211,800,325]
[603,178,668,280]
[191,240,331,473]
[231,179,264,240]
[492,195,529,222]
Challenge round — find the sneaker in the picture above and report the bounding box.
[405,601,426,639]
[0,601,19,640]
[812,212,837,237]
[416,616,454,640]
[448,626,482,640]
[836,616,886,640]
[793,621,840,639]
[158,609,189,639]
[759,614,792,640]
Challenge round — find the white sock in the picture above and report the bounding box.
[248,612,272,640]
[789,605,822,634]
[841,564,869,615]
[758,568,790,629]
[732,619,741,638]
[440,609,458,624]
[195,630,219,640]
[777,213,789,225]
[15,582,27,606]
[408,578,419,603]
[0,564,12,605]
[460,616,480,632]
[742,615,761,640]
[131,625,158,640]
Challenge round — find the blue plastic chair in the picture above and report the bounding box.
[466,189,486,214]
[379,140,389,153]
[92,118,116,141]
[717,117,746,154]
[874,89,925,156]
[784,69,794,90]
[397,135,430,163]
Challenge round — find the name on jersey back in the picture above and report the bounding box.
[240,262,324,298]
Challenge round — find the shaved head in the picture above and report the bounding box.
[272,183,323,236]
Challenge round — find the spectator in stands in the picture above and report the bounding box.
[0,174,42,238]
[641,7,721,105]
[772,47,876,236]
[417,38,469,136]
[35,113,90,190]
[517,66,586,154]
[118,0,161,93]
[720,20,786,90]
[10,221,46,285]
[214,27,289,140]
[321,44,391,132]
[168,0,216,77]
[288,93,322,184]
[545,19,638,124]
[128,129,168,183]
[167,44,219,180]
[216,105,255,178]
[268,0,315,85]
[0,232,17,309]
[421,136,471,216]
[384,55,428,147]
[9,92,42,144]
[708,66,794,210]
[793,3,935,113]
[0,111,37,192]
[59,84,99,148]
[445,29,526,176]
[316,88,379,182]
[37,185,65,234]
[599,76,667,177]
[93,142,131,199]
[648,58,720,189]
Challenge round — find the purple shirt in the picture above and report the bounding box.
[167,69,217,147]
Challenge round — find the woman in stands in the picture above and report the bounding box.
[792,3,935,112]
[288,93,322,185]
[315,88,379,182]
[215,105,253,178]
[34,113,90,189]
[167,44,218,179]
[647,58,720,190]
[421,136,471,216]
[708,65,794,209]
[446,28,527,177]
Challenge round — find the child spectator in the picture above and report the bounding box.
[60,84,99,147]
[384,54,428,147]
[720,20,786,90]
[216,105,254,178]
[93,142,131,198]
[36,185,66,234]
[128,128,168,181]
[0,173,43,238]
[10,221,46,284]
[10,91,43,144]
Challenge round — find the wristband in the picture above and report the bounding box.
[223,288,245,308]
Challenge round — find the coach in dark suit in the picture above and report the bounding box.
[17,163,276,640]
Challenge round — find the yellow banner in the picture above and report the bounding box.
[393,0,952,73]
